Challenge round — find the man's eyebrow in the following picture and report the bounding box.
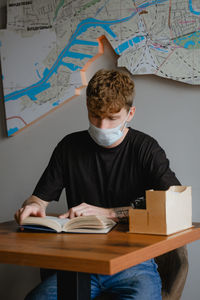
[108,114,121,118]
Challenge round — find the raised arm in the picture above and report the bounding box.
[14,195,49,225]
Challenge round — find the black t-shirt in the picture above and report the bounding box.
[33,128,180,209]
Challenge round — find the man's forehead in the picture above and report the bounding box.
[89,108,126,118]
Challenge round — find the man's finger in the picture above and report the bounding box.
[69,209,76,219]
[59,212,69,219]
[19,208,31,224]
[18,206,38,224]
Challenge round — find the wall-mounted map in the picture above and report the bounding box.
[1,0,200,136]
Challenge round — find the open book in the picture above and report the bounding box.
[21,215,116,233]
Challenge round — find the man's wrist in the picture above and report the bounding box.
[108,207,130,223]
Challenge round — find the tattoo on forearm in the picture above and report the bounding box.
[114,207,129,224]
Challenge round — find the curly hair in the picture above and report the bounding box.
[86,69,135,118]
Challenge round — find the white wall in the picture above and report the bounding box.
[0,1,200,299]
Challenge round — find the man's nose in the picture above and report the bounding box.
[97,119,109,129]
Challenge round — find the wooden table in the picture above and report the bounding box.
[0,221,200,300]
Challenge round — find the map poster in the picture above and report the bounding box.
[1,0,200,136]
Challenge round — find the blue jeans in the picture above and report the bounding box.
[25,259,162,300]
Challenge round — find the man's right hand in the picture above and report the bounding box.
[14,195,48,225]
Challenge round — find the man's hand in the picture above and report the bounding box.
[59,202,131,223]
[14,195,48,225]
[59,202,114,219]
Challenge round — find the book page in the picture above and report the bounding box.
[45,216,70,227]
[64,215,116,230]
[22,216,70,232]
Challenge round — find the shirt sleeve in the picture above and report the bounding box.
[141,138,181,190]
[33,144,64,201]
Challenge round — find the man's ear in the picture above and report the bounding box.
[127,106,136,122]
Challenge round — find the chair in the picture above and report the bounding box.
[94,246,188,300]
[155,246,188,300]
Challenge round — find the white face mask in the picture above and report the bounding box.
[88,110,130,147]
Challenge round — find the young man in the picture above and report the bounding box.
[15,69,180,300]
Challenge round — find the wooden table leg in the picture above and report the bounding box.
[57,270,91,300]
